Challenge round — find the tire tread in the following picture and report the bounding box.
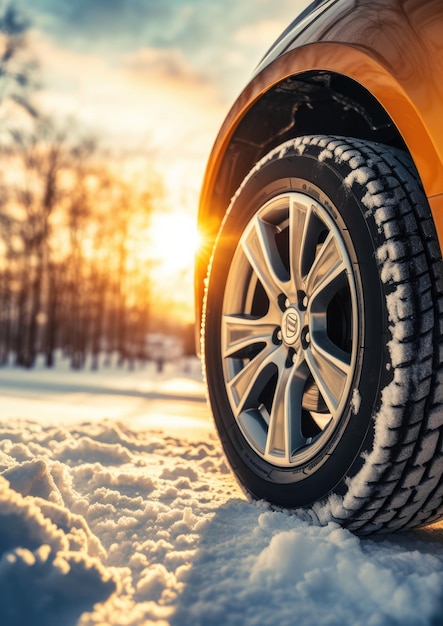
[292,136,443,532]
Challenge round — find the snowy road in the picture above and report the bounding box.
[0,358,212,438]
[1,358,443,626]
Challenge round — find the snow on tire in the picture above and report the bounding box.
[202,134,443,533]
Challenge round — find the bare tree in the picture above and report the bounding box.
[91,177,157,369]
[62,149,99,368]
[0,2,39,120]
[0,1,41,364]
[7,118,96,366]
[1,110,163,369]
[9,121,62,364]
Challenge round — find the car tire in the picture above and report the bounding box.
[202,134,443,533]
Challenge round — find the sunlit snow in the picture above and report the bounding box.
[1,356,443,625]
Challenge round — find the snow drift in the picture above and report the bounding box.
[0,415,443,625]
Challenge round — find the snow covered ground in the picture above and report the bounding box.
[1,356,443,626]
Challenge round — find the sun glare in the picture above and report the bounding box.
[148,212,202,276]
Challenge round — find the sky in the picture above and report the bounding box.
[20,0,310,203]
[11,0,312,317]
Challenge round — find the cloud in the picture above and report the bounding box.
[123,47,209,88]
[25,0,308,53]
[30,32,225,162]
[20,0,311,102]
[21,0,171,51]
[233,18,292,48]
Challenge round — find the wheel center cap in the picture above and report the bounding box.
[281,307,301,345]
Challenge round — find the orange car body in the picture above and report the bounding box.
[196,0,443,328]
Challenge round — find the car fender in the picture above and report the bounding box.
[196,0,443,332]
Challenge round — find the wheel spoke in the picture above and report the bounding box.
[305,232,347,304]
[266,357,310,462]
[289,198,311,294]
[305,335,351,415]
[227,342,284,414]
[242,215,288,302]
[222,313,277,359]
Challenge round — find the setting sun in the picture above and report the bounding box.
[148,211,202,276]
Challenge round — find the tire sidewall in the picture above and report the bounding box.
[204,147,392,506]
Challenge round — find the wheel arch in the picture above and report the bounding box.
[196,43,443,331]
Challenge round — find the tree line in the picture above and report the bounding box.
[0,2,190,370]
[0,117,167,369]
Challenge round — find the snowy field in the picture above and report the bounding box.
[1,356,443,625]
